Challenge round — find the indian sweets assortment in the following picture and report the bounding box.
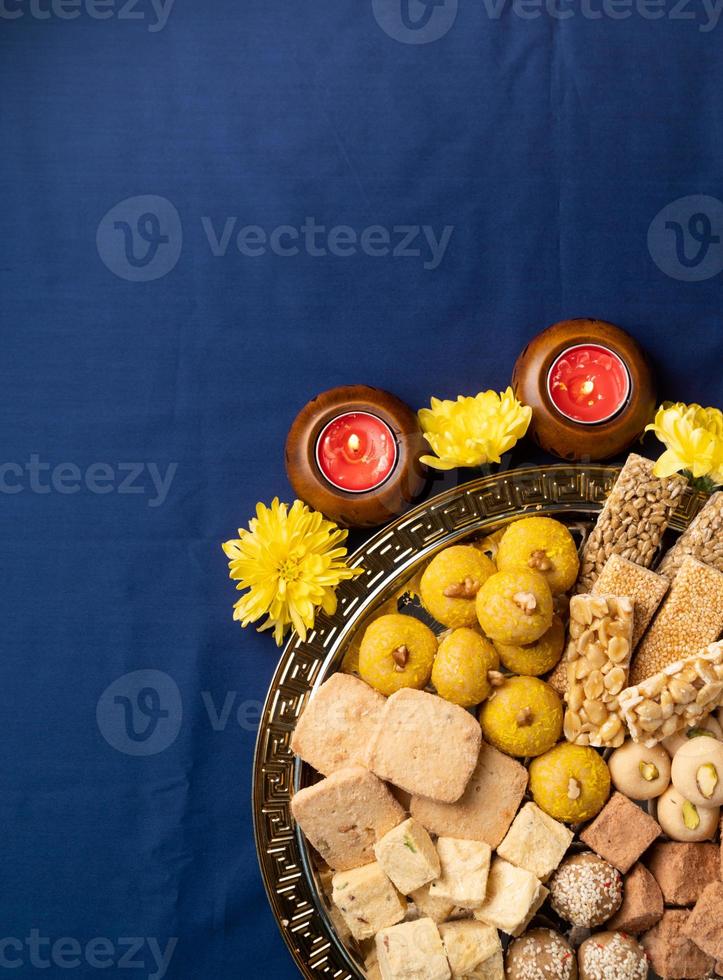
[289,452,723,980]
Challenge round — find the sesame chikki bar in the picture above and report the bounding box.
[563,594,634,748]
[629,557,723,685]
[591,554,670,648]
[657,491,723,580]
[619,641,723,747]
[576,454,685,594]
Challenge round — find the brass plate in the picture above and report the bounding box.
[252,464,705,979]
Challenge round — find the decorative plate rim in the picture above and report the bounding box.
[252,463,705,980]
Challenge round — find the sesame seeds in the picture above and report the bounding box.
[578,932,648,980]
[506,929,576,980]
[630,557,723,684]
[549,854,623,928]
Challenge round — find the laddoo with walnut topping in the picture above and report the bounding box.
[479,676,562,758]
[432,628,499,708]
[475,568,553,645]
[359,614,437,696]
[493,614,564,676]
[529,742,611,823]
[496,516,580,595]
[420,545,496,629]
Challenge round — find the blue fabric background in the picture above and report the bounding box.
[2,1,722,977]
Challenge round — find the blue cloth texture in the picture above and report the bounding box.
[1,1,722,977]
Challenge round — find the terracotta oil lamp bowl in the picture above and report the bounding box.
[285,385,427,528]
[513,319,657,461]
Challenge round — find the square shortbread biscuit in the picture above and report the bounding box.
[429,838,492,909]
[291,766,404,871]
[375,818,441,895]
[439,921,501,979]
[366,689,481,803]
[291,673,386,776]
[410,741,528,847]
[376,918,451,980]
[496,802,573,882]
[331,862,406,941]
[474,858,548,937]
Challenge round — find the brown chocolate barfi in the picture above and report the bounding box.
[579,791,661,873]
[642,909,715,979]
[607,862,663,934]
[646,842,720,907]
[683,881,723,961]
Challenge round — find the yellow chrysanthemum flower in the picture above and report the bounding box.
[646,402,723,488]
[418,387,532,471]
[222,498,363,646]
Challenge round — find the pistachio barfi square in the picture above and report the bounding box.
[496,802,573,882]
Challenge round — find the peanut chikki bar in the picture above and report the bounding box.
[576,454,685,594]
[619,641,723,747]
[657,491,723,580]
[563,594,634,748]
[629,556,723,685]
[591,554,670,648]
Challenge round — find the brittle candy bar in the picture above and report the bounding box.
[591,554,669,648]
[576,454,684,594]
[619,641,723,747]
[563,594,634,748]
[630,557,723,684]
[658,491,723,580]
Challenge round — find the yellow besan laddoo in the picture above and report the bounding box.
[432,627,499,708]
[494,615,565,676]
[479,676,563,758]
[420,545,496,629]
[476,568,553,645]
[496,517,580,595]
[359,614,437,696]
[529,743,611,823]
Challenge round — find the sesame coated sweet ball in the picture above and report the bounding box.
[358,614,437,696]
[529,743,611,823]
[479,676,562,758]
[475,568,553,645]
[549,852,623,928]
[431,627,499,708]
[420,545,496,629]
[493,615,565,676]
[496,516,580,595]
[577,931,648,980]
[505,928,578,980]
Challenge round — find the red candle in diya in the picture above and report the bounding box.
[513,319,656,461]
[315,412,398,493]
[286,386,426,527]
[547,344,631,425]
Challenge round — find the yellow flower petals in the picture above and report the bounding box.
[418,387,532,471]
[222,498,363,646]
[646,402,723,486]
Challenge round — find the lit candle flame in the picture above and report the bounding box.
[347,433,361,453]
[580,380,594,396]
